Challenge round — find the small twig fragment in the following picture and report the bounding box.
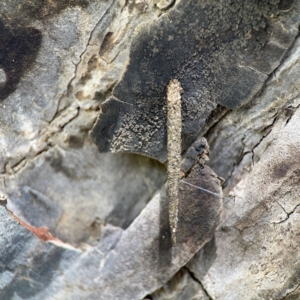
[167,79,183,245]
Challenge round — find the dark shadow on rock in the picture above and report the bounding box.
[0,20,42,101]
[177,164,222,248]
[158,187,172,273]
[0,0,93,102]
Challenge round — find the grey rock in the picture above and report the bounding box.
[0,201,80,300]
[0,0,167,247]
[0,0,300,299]
[206,35,300,192]
[0,0,114,173]
[0,159,222,300]
[151,268,209,300]
[12,186,62,231]
[4,135,166,245]
[188,107,300,299]
[91,0,300,162]
[186,37,300,300]
[48,163,222,300]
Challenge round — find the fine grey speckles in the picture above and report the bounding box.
[90,97,167,160]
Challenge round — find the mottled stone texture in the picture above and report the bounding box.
[188,108,300,299]
[0,0,300,299]
[0,202,80,300]
[151,268,210,300]
[0,161,222,299]
[184,36,300,300]
[91,0,300,162]
[0,0,167,246]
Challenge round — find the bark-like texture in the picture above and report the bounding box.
[0,0,300,299]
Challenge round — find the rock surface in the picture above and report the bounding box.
[0,1,167,246]
[0,161,222,299]
[0,200,80,300]
[0,0,300,299]
[151,268,210,300]
[184,32,300,300]
[188,107,300,299]
[91,0,300,162]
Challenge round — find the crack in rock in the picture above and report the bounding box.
[274,203,300,225]
[184,267,213,300]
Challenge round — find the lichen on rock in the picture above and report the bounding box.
[91,0,299,162]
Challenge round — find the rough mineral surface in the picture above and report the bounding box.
[0,0,300,299]
[0,161,222,299]
[91,0,300,162]
[0,0,167,246]
[185,36,300,300]
[151,268,210,300]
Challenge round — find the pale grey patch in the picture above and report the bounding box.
[0,69,6,84]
